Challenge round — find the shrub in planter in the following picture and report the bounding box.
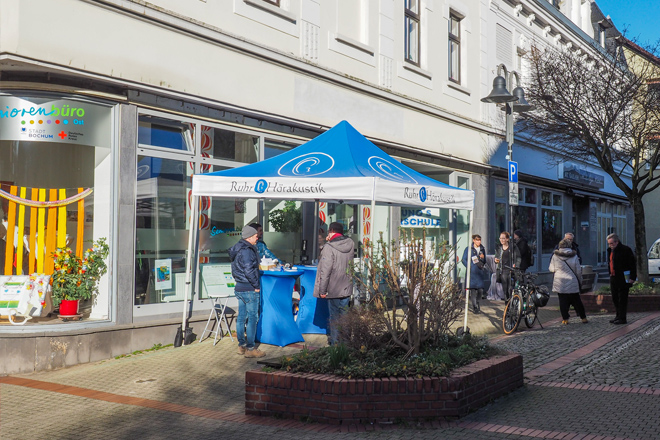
[279,228,498,378]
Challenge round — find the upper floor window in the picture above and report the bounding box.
[448,13,462,83]
[263,0,280,5]
[648,81,660,106]
[404,0,420,65]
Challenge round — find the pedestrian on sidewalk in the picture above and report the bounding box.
[549,238,588,324]
[494,231,521,301]
[229,225,266,358]
[462,234,488,313]
[554,232,582,264]
[513,230,533,272]
[606,233,636,325]
[314,222,355,346]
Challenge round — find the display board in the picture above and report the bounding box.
[200,263,235,297]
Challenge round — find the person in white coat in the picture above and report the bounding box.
[549,238,588,324]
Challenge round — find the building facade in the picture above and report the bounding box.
[0,0,633,372]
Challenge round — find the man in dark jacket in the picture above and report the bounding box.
[229,225,266,358]
[314,222,355,345]
[554,232,582,264]
[606,233,636,325]
[513,230,532,272]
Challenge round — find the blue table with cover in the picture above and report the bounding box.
[295,265,329,334]
[256,269,304,347]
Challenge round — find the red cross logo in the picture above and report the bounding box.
[58,131,67,139]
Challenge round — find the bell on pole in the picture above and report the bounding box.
[481,75,517,104]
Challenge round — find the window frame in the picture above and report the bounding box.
[448,13,461,84]
[262,0,280,5]
[404,1,421,66]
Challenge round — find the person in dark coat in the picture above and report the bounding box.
[461,234,487,313]
[513,230,532,272]
[314,222,355,345]
[495,231,521,301]
[229,225,266,358]
[606,233,636,324]
[554,232,582,265]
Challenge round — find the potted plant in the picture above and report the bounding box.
[51,238,109,316]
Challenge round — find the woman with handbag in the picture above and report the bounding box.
[549,238,588,324]
[461,234,488,314]
[494,231,521,301]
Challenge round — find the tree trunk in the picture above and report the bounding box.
[632,197,649,284]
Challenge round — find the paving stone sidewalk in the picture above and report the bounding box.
[2,302,659,440]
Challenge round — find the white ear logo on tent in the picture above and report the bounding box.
[278,152,335,176]
[368,157,417,184]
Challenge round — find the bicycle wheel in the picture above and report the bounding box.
[524,299,538,328]
[503,293,522,335]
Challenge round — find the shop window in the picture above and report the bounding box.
[404,0,420,65]
[0,139,111,323]
[263,199,303,264]
[553,194,562,207]
[513,206,537,255]
[201,125,258,164]
[541,208,562,253]
[495,202,507,236]
[495,182,506,199]
[135,156,192,305]
[197,197,260,299]
[264,139,298,159]
[139,115,194,153]
[541,191,551,206]
[524,188,536,204]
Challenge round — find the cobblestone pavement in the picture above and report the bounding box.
[2,303,660,440]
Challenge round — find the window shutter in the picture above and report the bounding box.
[496,24,512,65]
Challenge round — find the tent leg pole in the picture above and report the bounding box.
[463,210,473,334]
[183,194,199,344]
[368,198,376,303]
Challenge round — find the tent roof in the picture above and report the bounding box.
[192,120,473,210]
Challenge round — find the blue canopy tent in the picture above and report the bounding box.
[182,121,476,340]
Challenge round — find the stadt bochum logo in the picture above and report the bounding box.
[255,179,268,194]
[419,187,427,203]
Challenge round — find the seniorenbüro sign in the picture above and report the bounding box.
[0,96,112,149]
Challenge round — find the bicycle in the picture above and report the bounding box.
[502,265,550,335]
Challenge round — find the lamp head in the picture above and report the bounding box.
[511,87,533,112]
[481,75,517,104]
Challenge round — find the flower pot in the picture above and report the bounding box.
[59,299,80,316]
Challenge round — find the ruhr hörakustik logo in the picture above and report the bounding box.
[368,156,417,184]
[255,179,268,194]
[278,153,335,177]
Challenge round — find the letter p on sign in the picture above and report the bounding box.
[508,161,518,183]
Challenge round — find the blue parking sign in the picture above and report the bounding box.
[508,161,518,183]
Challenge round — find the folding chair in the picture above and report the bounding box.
[200,293,235,345]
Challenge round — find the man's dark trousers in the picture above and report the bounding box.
[610,274,630,322]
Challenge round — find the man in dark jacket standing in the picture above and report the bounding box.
[229,225,266,358]
[314,222,355,345]
[513,230,532,272]
[606,233,636,325]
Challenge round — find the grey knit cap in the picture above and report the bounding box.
[241,225,258,239]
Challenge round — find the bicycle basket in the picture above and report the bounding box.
[532,285,550,307]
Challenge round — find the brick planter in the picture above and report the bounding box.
[582,294,660,313]
[245,353,522,425]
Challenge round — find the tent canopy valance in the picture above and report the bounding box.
[191,121,474,210]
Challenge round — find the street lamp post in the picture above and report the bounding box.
[481,64,533,237]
